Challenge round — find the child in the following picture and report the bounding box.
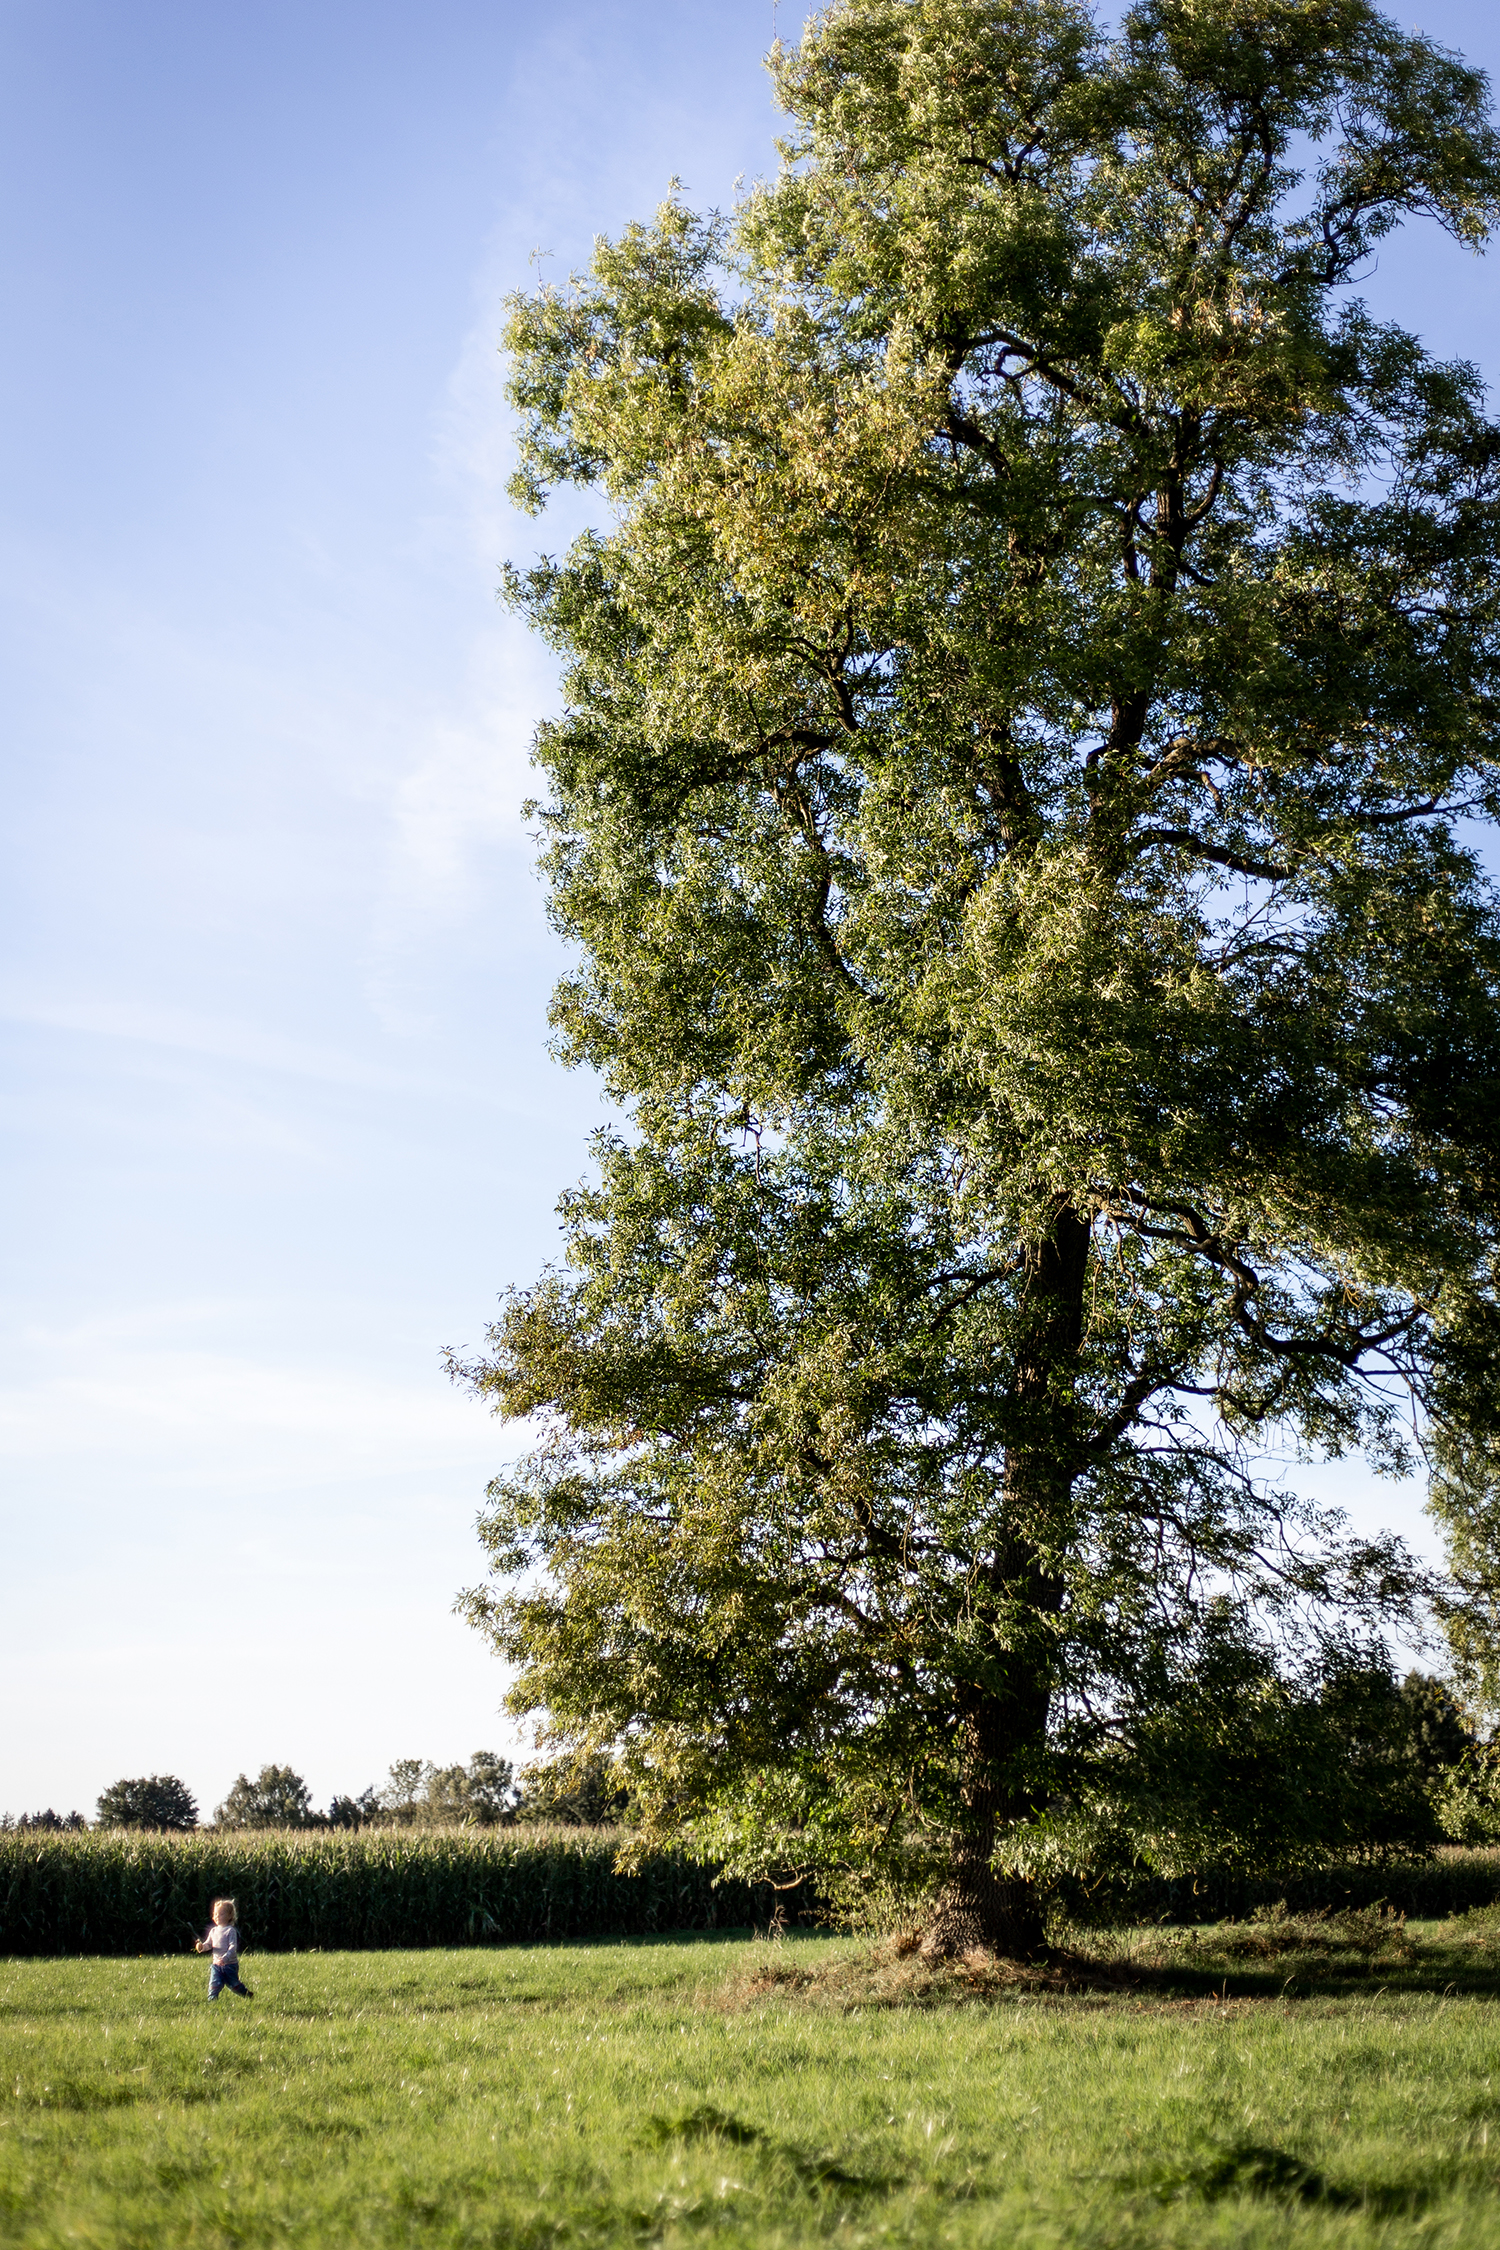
[195,1896,253,2000]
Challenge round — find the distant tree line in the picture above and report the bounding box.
[1,1751,630,1835]
[14,1673,1500,1870]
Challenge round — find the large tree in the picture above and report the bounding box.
[457,0,1500,1953]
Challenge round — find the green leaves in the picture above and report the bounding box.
[465,0,1500,1917]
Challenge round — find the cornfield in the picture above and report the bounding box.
[0,1827,783,1957]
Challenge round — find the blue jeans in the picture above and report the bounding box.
[208,1958,249,1998]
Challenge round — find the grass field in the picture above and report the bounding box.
[6,1913,1500,2246]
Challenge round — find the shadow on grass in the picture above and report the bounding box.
[645,2103,901,2195]
[1073,1899,1500,2003]
[720,1902,1500,2008]
[1138,2136,1435,2217]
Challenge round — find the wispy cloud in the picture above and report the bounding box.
[382,623,553,908]
[0,986,579,1128]
[0,1341,501,1484]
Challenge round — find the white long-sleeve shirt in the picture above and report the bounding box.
[207,1922,239,1963]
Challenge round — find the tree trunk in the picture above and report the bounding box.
[922,1849,1047,1957]
[924,1203,1090,1959]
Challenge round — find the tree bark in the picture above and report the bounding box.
[924,1203,1091,1958]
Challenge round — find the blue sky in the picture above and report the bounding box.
[3,0,1499,1822]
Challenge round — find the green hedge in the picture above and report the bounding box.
[0,1828,783,1958]
[1055,1848,1500,1928]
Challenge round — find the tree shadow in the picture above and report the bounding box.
[1065,1901,1500,2002]
[718,1906,1500,2006]
[645,2104,902,2195]
[1137,2136,1436,2216]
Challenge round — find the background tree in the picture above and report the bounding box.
[95,1775,197,1831]
[459,1750,520,1824]
[376,1759,430,1823]
[458,0,1500,1953]
[1430,1428,1500,1712]
[1012,1648,1470,1883]
[1395,1670,1475,1784]
[214,1764,314,1829]
[326,1789,379,1829]
[514,1753,630,1828]
[421,1754,519,1825]
[374,1754,517,1825]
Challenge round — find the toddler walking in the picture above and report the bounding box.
[195,1896,253,2000]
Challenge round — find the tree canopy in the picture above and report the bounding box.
[457,0,1500,1951]
[514,1752,632,1827]
[214,1765,315,1830]
[95,1775,198,1831]
[375,1753,518,1826]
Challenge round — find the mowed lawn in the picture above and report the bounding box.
[5,1924,1500,2246]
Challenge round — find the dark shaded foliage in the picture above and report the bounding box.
[516,1753,629,1828]
[326,1790,379,1830]
[95,1776,198,1832]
